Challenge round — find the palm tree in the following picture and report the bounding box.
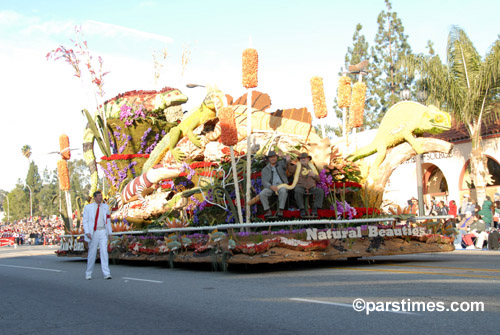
[401,26,500,202]
[21,145,32,161]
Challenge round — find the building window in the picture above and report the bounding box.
[426,166,448,194]
[460,157,500,189]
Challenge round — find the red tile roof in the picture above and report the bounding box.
[425,119,500,143]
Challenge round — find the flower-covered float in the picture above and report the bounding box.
[55,47,455,269]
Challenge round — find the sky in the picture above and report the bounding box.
[0,0,499,192]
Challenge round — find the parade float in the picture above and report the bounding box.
[54,45,455,270]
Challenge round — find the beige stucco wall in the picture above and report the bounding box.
[384,137,500,208]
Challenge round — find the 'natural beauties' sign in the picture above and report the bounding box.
[306,226,426,241]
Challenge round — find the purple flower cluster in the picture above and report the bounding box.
[120,104,146,127]
[108,131,117,154]
[251,176,263,195]
[334,200,357,220]
[100,161,137,190]
[235,229,307,237]
[225,209,236,223]
[139,129,166,154]
[180,163,196,181]
[108,124,133,154]
[118,135,133,154]
[318,169,333,195]
[145,132,160,154]
[138,128,152,154]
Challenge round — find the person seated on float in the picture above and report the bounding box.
[258,150,290,218]
[287,152,324,218]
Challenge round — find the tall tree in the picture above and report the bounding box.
[401,26,500,202]
[7,181,30,220]
[368,0,412,127]
[39,168,59,217]
[68,159,91,214]
[25,161,43,217]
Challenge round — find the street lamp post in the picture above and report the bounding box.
[0,191,9,223]
[400,83,424,216]
[23,184,33,220]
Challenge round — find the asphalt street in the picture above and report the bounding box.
[1,245,499,335]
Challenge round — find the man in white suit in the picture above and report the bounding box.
[83,190,113,280]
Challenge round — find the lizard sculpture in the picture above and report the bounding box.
[141,85,226,172]
[349,101,451,169]
[83,87,188,197]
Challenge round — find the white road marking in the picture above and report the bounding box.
[289,298,419,315]
[0,264,63,272]
[122,277,163,283]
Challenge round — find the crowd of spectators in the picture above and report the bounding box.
[0,216,65,246]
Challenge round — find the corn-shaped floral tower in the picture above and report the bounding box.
[349,81,367,129]
[310,76,327,119]
[242,47,258,223]
[59,134,71,160]
[337,76,352,109]
[219,107,239,147]
[57,159,71,191]
[57,134,73,229]
[219,107,243,224]
[242,48,258,89]
[310,76,328,137]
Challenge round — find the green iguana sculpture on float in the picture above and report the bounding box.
[83,87,188,198]
[348,101,452,208]
[142,85,227,172]
[349,101,452,169]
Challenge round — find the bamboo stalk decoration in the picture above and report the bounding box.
[310,76,327,136]
[349,81,367,129]
[59,134,71,160]
[219,107,243,224]
[242,47,258,223]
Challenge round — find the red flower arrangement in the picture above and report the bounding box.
[354,207,381,218]
[189,161,218,169]
[331,181,362,189]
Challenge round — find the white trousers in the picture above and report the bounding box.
[474,231,488,249]
[85,229,110,277]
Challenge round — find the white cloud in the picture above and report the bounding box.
[1,10,173,46]
[84,20,173,44]
[0,10,39,26]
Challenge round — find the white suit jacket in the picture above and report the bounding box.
[83,202,113,242]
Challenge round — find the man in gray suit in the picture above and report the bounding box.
[258,151,290,218]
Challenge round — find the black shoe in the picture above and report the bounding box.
[277,209,284,217]
[264,209,272,218]
[299,209,307,217]
[311,208,318,217]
